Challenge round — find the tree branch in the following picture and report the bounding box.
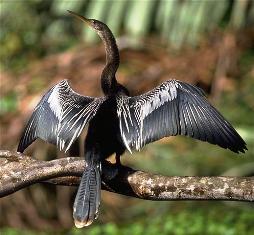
[0,150,253,201]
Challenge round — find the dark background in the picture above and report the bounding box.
[0,1,254,234]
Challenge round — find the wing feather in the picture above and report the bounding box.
[117,80,247,153]
[18,80,104,153]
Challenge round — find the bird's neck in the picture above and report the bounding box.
[98,29,120,95]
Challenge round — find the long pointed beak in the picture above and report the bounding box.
[67,10,91,25]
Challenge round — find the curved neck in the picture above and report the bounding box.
[98,28,120,95]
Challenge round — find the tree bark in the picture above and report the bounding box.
[0,150,253,201]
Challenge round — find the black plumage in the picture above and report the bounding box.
[18,80,105,152]
[18,11,247,227]
[117,80,246,153]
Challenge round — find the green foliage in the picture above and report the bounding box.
[2,204,254,235]
[0,1,75,71]
[0,91,17,115]
[1,0,253,71]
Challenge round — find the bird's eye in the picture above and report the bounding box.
[95,25,103,31]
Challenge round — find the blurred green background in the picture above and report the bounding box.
[0,0,254,235]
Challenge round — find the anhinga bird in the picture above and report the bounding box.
[18,11,247,227]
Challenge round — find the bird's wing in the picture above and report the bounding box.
[18,80,105,153]
[117,80,247,154]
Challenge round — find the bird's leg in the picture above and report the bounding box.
[101,159,119,181]
[115,154,121,167]
[101,155,122,181]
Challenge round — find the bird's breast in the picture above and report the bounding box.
[85,97,125,158]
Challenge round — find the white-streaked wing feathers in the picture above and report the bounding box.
[18,80,104,153]
[117,80,247,153]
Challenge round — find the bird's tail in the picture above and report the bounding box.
[73,161,101,228]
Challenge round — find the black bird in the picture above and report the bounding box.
[18,11,247,227]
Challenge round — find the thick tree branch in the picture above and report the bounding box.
[0,150,253,201]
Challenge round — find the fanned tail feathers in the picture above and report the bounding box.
[73,163,101,227]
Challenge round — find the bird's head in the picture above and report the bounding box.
[68,10,107,33]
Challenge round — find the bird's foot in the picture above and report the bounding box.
[101,160,119,181]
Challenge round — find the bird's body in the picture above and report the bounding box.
[18,11,247,228]
[85,96,126,159]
